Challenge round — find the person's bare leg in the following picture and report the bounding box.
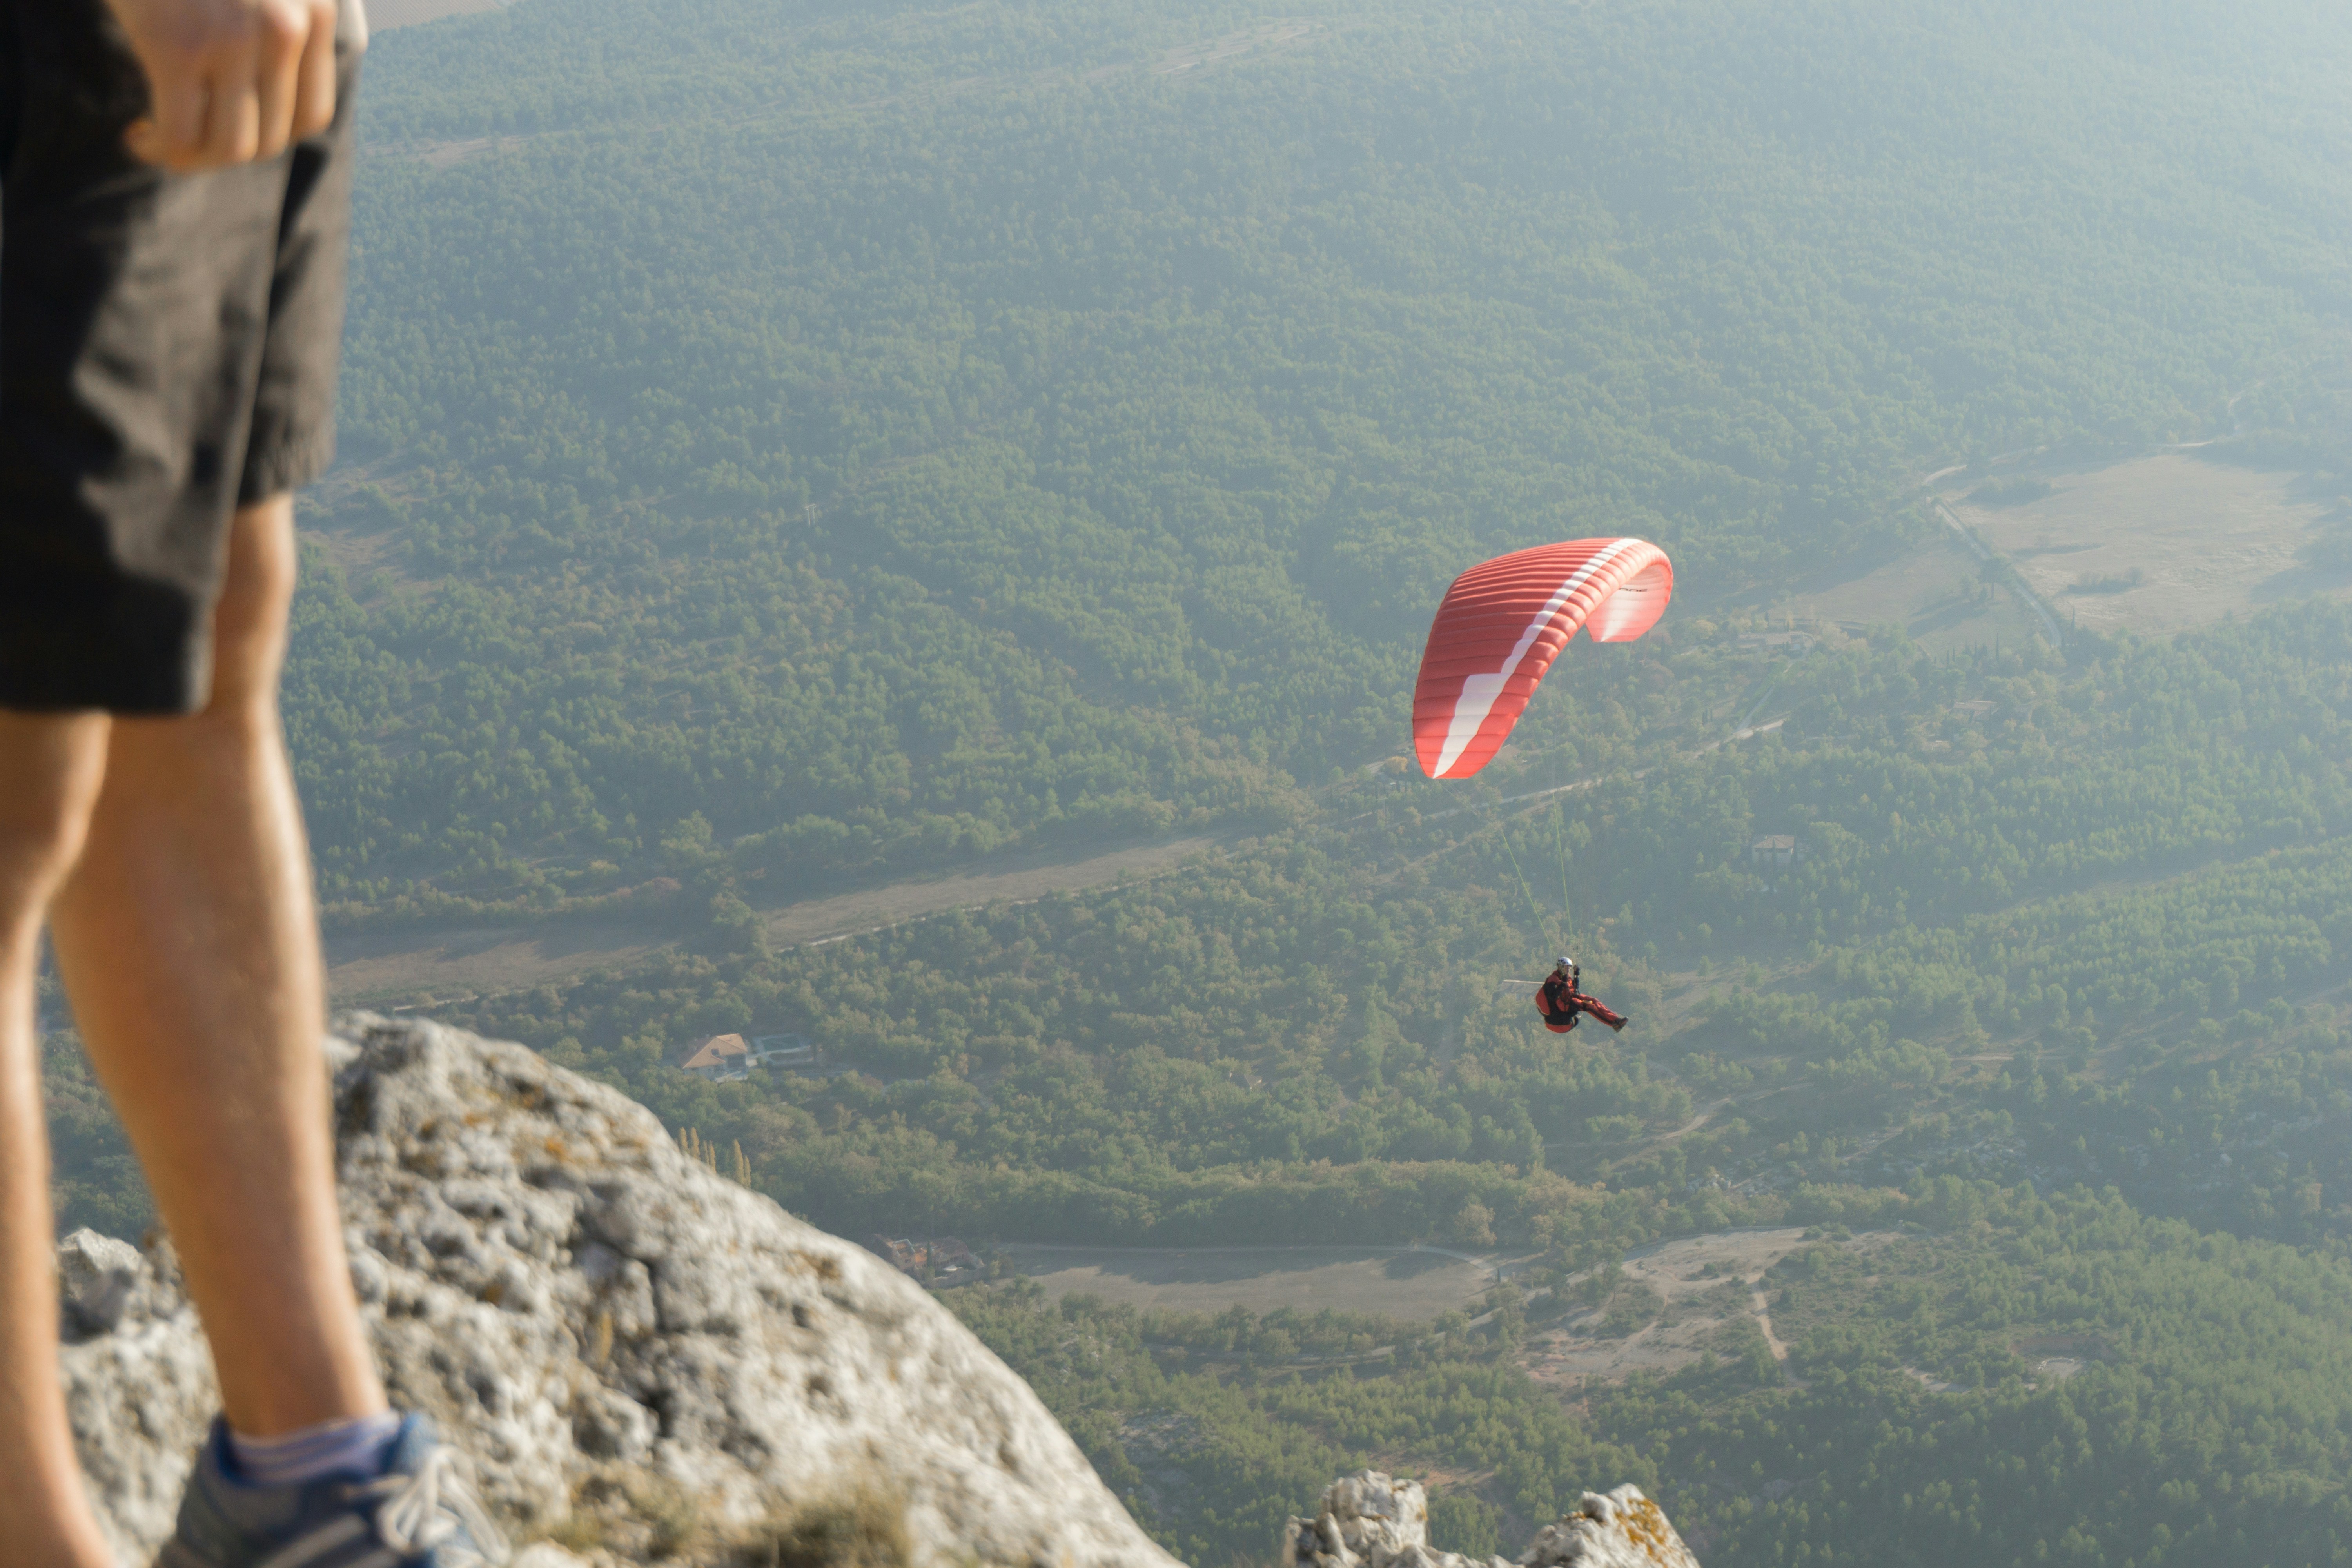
[0,711,119,1567]
[50,494,386,1439]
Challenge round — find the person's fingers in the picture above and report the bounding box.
[112,0,340,169]
[252,2,307,158]
[203,29,264,167]
[136,65,211,169]
[290,0,338,141]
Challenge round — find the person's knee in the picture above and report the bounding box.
[204,495,300,713]
[0,714,109,910]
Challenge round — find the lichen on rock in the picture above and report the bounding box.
[1518,1486,1700,1567]
[58,1014,1181,1568]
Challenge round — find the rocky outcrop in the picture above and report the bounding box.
[1515,1489,1700,1568]
[58,1014,1181,1568]
[1283,1473,1700,1568]
[1283,1472,1501,1568]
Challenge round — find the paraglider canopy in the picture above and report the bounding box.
[1412,537,1673,779]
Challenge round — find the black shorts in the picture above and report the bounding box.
[0,0,364,715]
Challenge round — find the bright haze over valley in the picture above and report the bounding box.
[42,2,2352,1561]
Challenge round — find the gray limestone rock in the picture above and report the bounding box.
[1282,1472,1512,1568]
[59,1014,1182,1568]
[1283,1474,1699,1568]
[1515,1487,1701,1568]
[56,1229,149,1339]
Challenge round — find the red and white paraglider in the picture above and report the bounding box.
[1411,537,1673,780]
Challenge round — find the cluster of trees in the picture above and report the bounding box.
[39,1015,149,1241]
[943,1275,1627,1564]
[278,0,2352,922]
[1988,1006,2352,1250]
[1461,599,2352,953]
[444,856,1717,1244]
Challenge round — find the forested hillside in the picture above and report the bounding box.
[289,0,2352,921]
[431,605,2352,1252]
[948,1195,2352,1568]
[43,2,2352,1565]
[379,602,2352,1566]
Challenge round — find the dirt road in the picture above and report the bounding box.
[326,831,1219,1007]
[1751,1283,1793,1361]
[999,1243,1539,1319]
[1933,497,2067,646]
[763,834,1217,951]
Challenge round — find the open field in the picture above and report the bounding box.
[1712,528,2043,653]
[327,918,670,1011]
[998,1243,1539,1319]
[1947,455,2341,636]
[996,1226,1878,1367]
[1513,1227,1903,1386]
[760,834,1216,951]
[1715,452,2343,650]
[325,832,1218,1008]
[997,1229,1898,1381]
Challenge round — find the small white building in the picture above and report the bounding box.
[1750,834,1801,868]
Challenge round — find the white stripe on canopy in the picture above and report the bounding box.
[1433,538,1635,777]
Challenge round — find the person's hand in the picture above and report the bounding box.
[102,0,340,171]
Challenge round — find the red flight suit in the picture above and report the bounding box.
[1537,971,1628,1034]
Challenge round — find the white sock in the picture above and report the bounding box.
[228,1411,404,1486]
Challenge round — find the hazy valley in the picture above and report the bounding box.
[41,2,2352,1563]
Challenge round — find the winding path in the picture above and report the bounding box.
[1749,1280,1793,1362]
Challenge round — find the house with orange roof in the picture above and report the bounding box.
[679,1032,751,1080]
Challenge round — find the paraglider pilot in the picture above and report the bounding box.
[1537,957,1628,1035]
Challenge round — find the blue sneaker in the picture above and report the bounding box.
[158,1413,510,1568]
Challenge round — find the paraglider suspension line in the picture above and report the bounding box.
[1499,826,1556,951]
[1554,800,1573,944]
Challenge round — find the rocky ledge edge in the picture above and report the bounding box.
[56,1013,1696,1567]
[59,1012,1176,1568]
